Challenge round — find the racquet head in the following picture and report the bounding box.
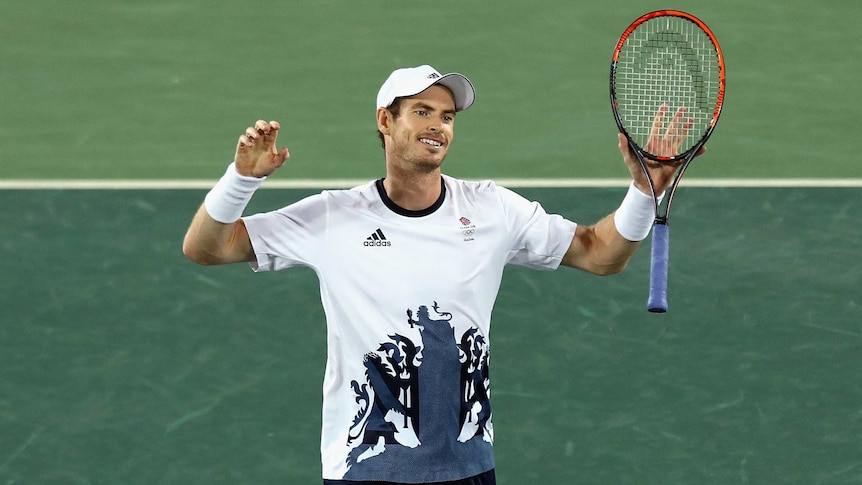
[611,10,725,162]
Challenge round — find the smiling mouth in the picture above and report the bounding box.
[419,138,444,148]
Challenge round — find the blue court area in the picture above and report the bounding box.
[2,187,859,483]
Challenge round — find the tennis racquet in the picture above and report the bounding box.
[610,10,726,312]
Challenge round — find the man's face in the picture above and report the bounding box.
[380,84,457,173]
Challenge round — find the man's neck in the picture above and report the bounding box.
[382,169,443,212]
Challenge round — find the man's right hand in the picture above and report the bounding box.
[236,119,290,177]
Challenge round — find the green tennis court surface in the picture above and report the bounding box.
[2,1,860,181]
[2,187,859,484]
[2,0,861,483]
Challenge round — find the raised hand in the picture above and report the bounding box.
[618,104,705,195]
[235,120,290,178]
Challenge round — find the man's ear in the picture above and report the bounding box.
[376,107,392,136]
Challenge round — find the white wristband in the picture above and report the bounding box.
[613,182,664,242]
[204,162,266,223]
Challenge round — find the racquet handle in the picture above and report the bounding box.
[648,222,669,313]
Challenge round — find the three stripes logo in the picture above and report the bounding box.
[364,228,391,247]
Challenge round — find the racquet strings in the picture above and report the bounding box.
[614,16,721,157]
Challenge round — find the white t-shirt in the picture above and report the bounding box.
[242,175,577,482]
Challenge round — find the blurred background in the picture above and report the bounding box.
[3,0,859,181]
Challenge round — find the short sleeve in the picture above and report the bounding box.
[497,186,577,270]
[241,192,329,272]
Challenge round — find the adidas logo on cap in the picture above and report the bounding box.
[363,228,391,247]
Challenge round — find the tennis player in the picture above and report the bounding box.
[183,65,692,484]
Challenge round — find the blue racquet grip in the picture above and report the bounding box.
[648,223,669,312]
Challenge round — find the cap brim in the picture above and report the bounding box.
[437,73,475,112]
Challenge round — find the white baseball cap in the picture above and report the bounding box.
[376,65,475,112]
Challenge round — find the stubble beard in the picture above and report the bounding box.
[393,139,447,174]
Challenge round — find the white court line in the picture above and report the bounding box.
[0,178,861,189]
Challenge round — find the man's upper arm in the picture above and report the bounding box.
[230,219,257,263]
[560,215,640,275]
[183,204,256,265]
[561,224,592,271]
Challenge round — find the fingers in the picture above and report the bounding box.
[235,120,289,177]
[666,107,697,153]
[238,120,281,149]
[617,133,632,160]
[664,107,684,142]
[649,104,668,142]
[645,105,697,158]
